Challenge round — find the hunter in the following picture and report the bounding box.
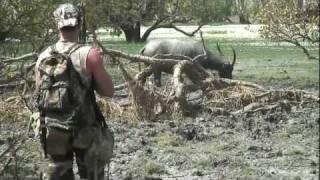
[34,3,114,180]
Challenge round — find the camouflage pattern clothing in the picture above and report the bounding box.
[35,41,113,180]
[53,3,80,29]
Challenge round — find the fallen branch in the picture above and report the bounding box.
[1,52,38,64]
[89,35,319,120]
[118,63,165,120]
[172,61,190,113]
[153,53,210,80]
[114,83,128,91]
[0,56,10,59]
[231,100,292,115]
[0,139,26,177]
[92,31,184,66]
[231,102,262,115]
[203,78,268,92]
[0,157,13,176]
[0,81,25,89]
[0,145,11,159]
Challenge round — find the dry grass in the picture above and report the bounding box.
[0,100,28,123]
[100,79,319,121]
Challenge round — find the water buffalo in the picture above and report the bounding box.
[140,39,236,86]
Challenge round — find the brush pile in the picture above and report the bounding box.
[0,37,318,121]
[93,41,319,121]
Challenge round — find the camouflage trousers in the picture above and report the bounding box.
[42,127,105,180]
[30,113,114,180]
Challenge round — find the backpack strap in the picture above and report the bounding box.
[66,43,82,57]
[50,43,82,57]
[90,77,108,128]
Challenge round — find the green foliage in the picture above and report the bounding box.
[231,0,265,24]
[0,0,58,48]
[143,159,166,175]
[131,157,166,176]
[151,132,181,149]
[180,0,233,23]
[83,0,235,41]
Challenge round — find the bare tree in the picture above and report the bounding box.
[258,0,319,59]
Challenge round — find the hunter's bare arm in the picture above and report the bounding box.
[34,63,40,94]
[86,48,114,97]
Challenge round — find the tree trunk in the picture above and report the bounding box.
[79,2,87,43]
[239,14,251,24]
[296,0,306,11]
[235,0,251,24]
[121,22,141,43]
[291,40,316,60]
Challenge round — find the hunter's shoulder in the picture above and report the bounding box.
[72,43,93,57]
[87,47,102,61]
[77,43,92,51]
[39,46,52,57]
[36,46,53,64]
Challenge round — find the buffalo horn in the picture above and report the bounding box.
[231,47,236,66]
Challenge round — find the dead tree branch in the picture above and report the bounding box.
[114,83,128,91]
[1,52,38,64]
[90,37,319,119]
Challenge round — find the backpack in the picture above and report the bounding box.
[36,43,84,130]
[36,43,114,163]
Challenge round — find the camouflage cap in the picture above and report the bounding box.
[53,3,80,29]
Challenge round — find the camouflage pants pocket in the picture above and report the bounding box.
[84,126,114,173]
[72,126,95,149]
[43,128,73,180]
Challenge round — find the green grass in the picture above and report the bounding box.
[131,157,167,176]
[102,41,144,54]
[102,38,319,90]
[4,38,317,90]
[151,132,182,149]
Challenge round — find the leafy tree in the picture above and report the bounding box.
[0,0,58,52]
[258,0,319,59]
[230,0,269,24]
[85,0,234,42]
[0,0,240,45]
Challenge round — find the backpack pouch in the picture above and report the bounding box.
[46,127,72,155]
[84,125,114,172]
[41,86,74,112]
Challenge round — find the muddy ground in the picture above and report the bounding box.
[0,85,319,180]
[107,99,319,180]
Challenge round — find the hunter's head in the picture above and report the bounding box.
[53,3,81,36]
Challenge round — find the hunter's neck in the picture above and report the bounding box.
[59,31,79,43]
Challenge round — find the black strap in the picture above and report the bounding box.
[90,78,108,128]
[66,43,82,57]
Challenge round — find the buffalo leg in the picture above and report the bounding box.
[153,71,162,87]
